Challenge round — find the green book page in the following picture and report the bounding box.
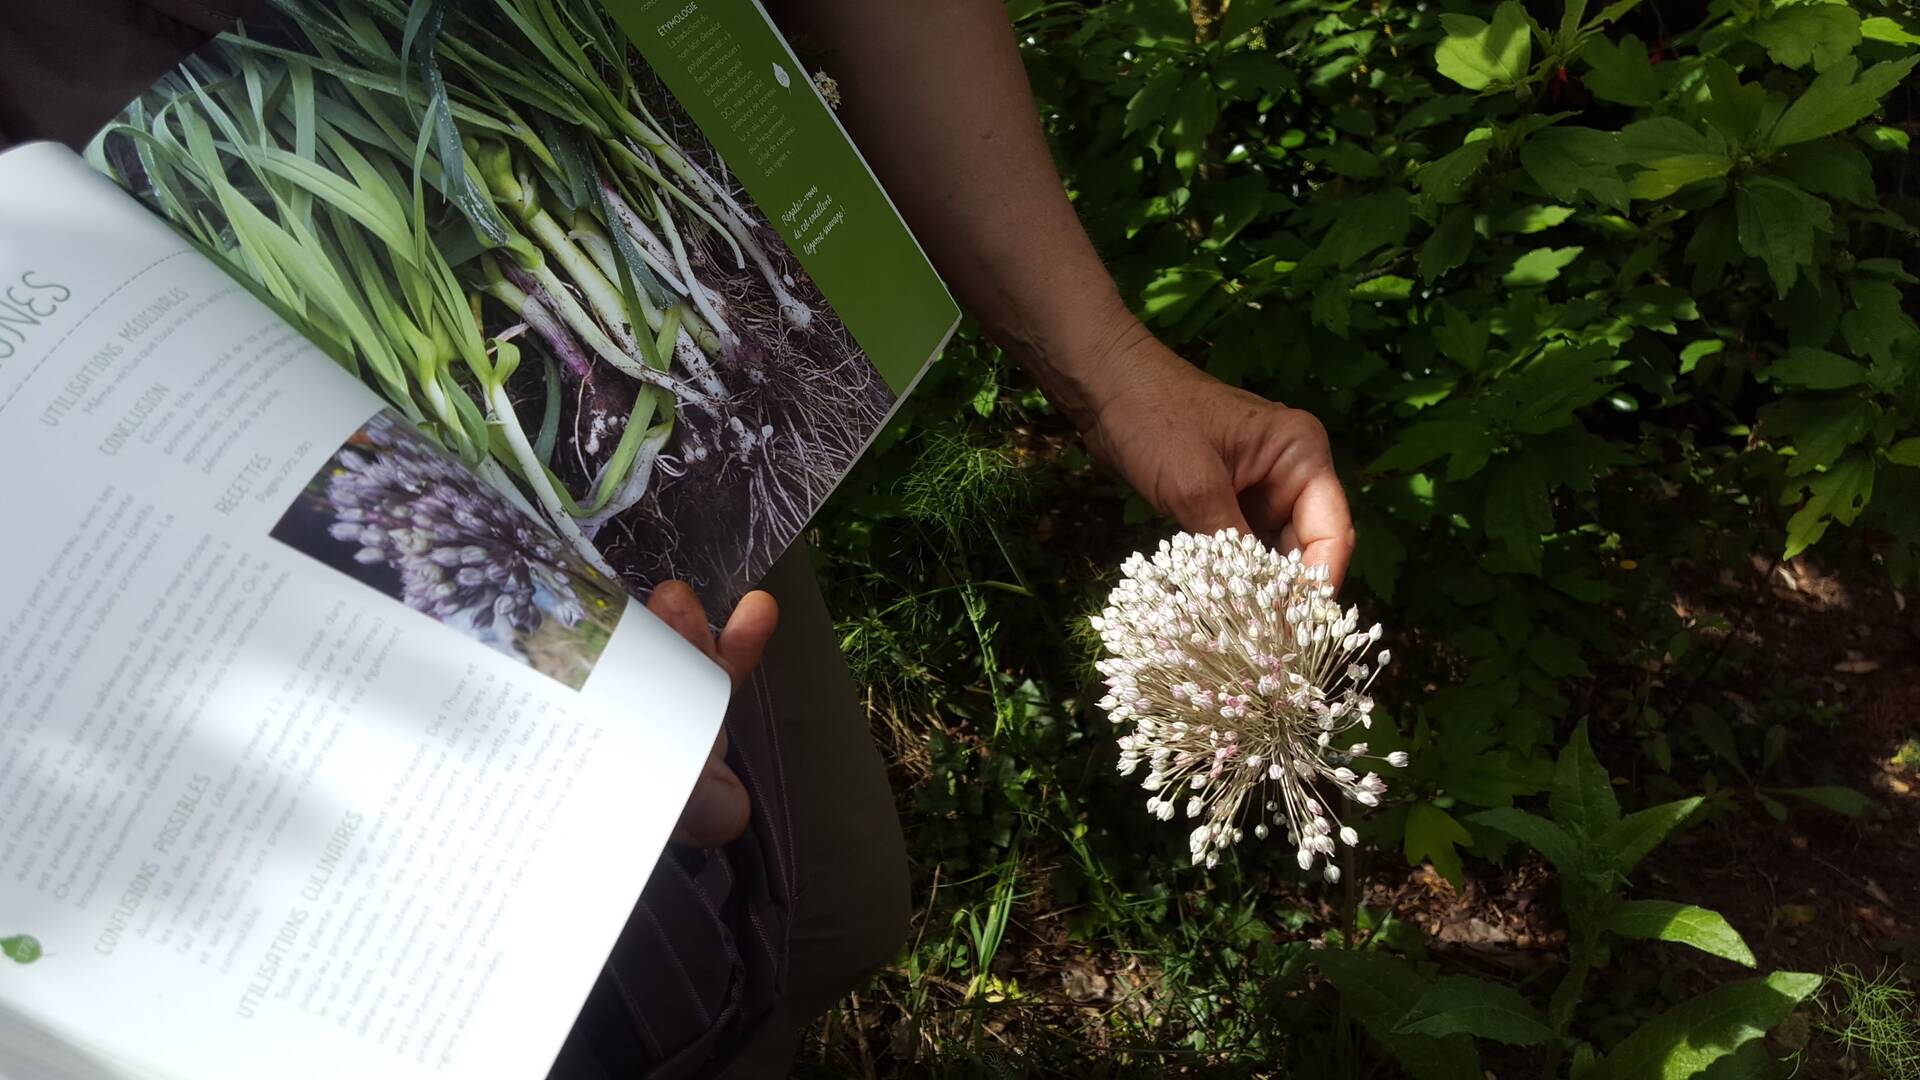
[604,1,959,392]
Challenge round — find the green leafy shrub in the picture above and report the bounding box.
[810,0,1916,1070]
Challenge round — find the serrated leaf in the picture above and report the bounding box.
[1583,34,1659,105]
[1618,285,1699,332]
[1421,206,1476,281]
[1770,55,1920,149]
[1623,118,1732,200]
[1166,78,1219,180]
[1599,797,1703,873]
[1522,127,1630,210]
[1785,454,1875,558]
[1552,720,1620,839]
[1396,977,1554,1045]
[1436,2,1533,90]
[1141,265,1222,325]
[1589,972,1823,1080]
[1124,63,1184,137]
[1763,347,1871,389]
[1354,275,1416,301]
[1467,808,1583,873]
[1484,455,1553,572]
[1496,204,1577,234]
[1304,189,1412,270]
[1608,900,1757,967]
[1774,140,1876,205]
[1504,245,1585,286]
[1418,139,1495,203]
[1220,0,1279,41]
[1842,279,1918,367]
[1405,802,1473,887]
[1750,4,1862,70]
[1861,15,1920,46]
[1311,952,1484,1080]
[1736,177,1831,297]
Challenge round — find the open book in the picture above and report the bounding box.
[0,1,958,1077]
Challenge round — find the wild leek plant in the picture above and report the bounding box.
[87,0,892,601]
[1093,530,1401,876]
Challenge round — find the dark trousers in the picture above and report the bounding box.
[549,547,912,1079]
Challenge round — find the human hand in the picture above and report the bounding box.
[1076,330,1355,586]
[647,581,780,848]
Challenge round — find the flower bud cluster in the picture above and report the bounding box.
[323,414,591,634]
[1092,530,1403,877]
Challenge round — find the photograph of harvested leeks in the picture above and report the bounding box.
[88,0,892,610]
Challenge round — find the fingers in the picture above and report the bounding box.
[647,580,714,657]
[673,750,750,848]
[1286,469,1356,589]
[716,591,778,687]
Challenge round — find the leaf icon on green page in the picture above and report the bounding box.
[2,935,42,964]
[772,62,791,89]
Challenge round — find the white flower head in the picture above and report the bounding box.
[1097,529,1401,879]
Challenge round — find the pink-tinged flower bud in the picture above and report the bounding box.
[1387,751,1410,768]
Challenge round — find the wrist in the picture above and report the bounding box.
[1001,300,1166,432]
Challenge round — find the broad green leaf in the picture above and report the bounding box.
[1431,302,1491,368]
[1165,78,1220,180]
[1305,189,1413,270]
[1583,34,1658,105]
[1598,797,1703,873]
[1700,59,1778,145]
[1307,143,1383,179]
[1371,418,1499,478]
[1396,977,1555,1045]
[1777,785,1875,816]
[1435,2,1533,90]
[1736,177,1831,297]
[1125,63,1184,136]
[1621,119,1731,200]
[1551,721,1620,839]
[1774,140,1875,205]
[1785,454,1875,558]
[1405,802,1473,886]
[1608,900,1757,967]
[1522,127,1630,210]
[1496,204,1577,234]
[1311,952,1484,1080]
[1219,0,1279,42]
[1749,4,1862,70]
[1762,347,1870,389]
[1618,285,1699,332]
[1354,275,1416,301]
[1420,206,1476,281]
[1765,394,1875,474]
[1521,127,1630,210]
[1417,139,1495,203]
[1504,245,1585,287]
[1484,455,1552,573]
[1887,438,1920,466]
[1842,279,1918,367]
[1467,808,1582,873]
[1312,279,1352,337]
[1770,55,1920,149]
[1141,266,1223,325]
[1861,15,1920,46]
[1589,972,1823,1080]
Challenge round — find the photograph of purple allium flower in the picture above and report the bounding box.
[271,410,627,689]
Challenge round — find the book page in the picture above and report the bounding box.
[92,0,961,613]
[0,143,730,1079]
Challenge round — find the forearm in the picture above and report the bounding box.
[764,0,1150,426]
